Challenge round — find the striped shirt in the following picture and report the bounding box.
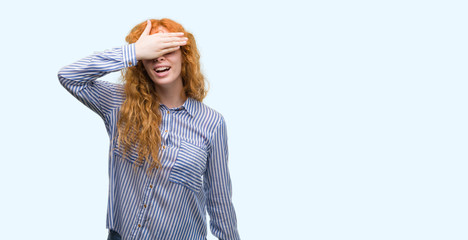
[58,44,240,240]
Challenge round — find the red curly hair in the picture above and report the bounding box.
[116,18,208,174]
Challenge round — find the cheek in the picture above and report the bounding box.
[170,56,182,70]
[142,61,153,72]
[173,51,183,67]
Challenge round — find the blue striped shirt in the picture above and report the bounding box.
[58,44,240,240]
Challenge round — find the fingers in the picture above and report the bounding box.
[160,40,187,49]
[161,46,181,55]
[155,32,185,37]
[161,36,188,43]
[146,32,187,47]
[151,32,186,40]
[141,20,152,36]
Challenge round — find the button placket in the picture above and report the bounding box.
[164,108,173,150]
[134,176,157,235]
[162,107,172,145]
[166,109,172,132]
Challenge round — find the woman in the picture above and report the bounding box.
[58,18,240,240]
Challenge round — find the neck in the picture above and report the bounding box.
[154,80,187,108]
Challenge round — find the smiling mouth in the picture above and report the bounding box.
[155,67,171,73]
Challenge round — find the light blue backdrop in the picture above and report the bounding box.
[1,0,467,239]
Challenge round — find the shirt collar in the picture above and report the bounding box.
[181,97,195,118]
[159,97,196,118]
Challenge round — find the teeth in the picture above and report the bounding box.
[155,67,170,71]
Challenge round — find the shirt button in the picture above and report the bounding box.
[162,145,166,149]
[167,110,170,114]
[138,224,141,227]
[144,204,147,208]
[149,185,153,189]
[165,130,168,133]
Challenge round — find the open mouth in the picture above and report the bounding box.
[155,66,171,73]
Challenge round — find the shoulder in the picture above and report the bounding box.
[192,99,225,121]
[189,98,226,132]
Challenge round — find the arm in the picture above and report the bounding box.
[57,20,187,120]
[57,44,137,120]
[204,116,241,240]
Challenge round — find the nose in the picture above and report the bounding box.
[153,55,165,63]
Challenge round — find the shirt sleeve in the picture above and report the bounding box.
[57,44,137,120]
[204,116,241,240]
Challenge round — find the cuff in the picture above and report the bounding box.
[122,43,137,68]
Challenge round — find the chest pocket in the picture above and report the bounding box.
[169,140,208,193]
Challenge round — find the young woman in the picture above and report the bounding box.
[58,18,240,240]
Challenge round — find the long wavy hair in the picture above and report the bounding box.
[116,18,207,174]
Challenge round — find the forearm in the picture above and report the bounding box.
[58,44,136,88]
[206,191,240,240]
[205,117,241,240]
[57,44,137,119]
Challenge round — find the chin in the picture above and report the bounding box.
[152,76,180,87]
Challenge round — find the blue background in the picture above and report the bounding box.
[1,0,467,239]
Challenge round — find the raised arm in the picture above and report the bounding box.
[204,116,241,240]
[57,44,137,120]
[58,19,187,120]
